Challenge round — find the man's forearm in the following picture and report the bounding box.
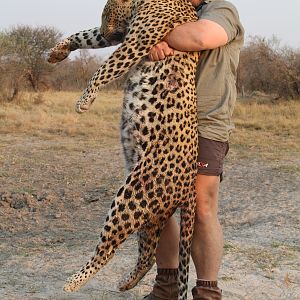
[164,19,228,51]
[164,22,205,51]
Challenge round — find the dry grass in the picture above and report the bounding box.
[223,241,299,279]
[1,92,299,160]
[231,97,300,160]
[0,91,123,141]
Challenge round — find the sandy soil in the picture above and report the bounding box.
[0,134,299,300]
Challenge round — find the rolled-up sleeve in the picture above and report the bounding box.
[199,1,242,42]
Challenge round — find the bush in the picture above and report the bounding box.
[238,36,300,99]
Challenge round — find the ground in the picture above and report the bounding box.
[0,91,299,300]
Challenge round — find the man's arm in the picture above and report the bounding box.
[149,19,228,61]
[166,19,228,51]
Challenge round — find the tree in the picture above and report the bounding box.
[0,25,62,92]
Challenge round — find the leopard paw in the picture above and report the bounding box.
[118,259,155,291]
[75,95,96,113]
[48,39,72,63]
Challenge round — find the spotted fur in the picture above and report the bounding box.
[49,0,199,299]
[47,28,110,63]
[48,0,132,63]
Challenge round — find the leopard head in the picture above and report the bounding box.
[100,0,133,44]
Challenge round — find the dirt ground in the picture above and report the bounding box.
[0,133,299,300]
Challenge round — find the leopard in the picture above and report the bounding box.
[47,0,132,64]
[48,0,200,299]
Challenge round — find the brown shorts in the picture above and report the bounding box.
[197,137,229,181]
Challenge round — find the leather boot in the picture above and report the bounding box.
[192,280,222,300]
[143,268,178,300]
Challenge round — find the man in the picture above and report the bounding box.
[145,0,244,299]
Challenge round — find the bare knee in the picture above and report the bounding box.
[195,200,217,228]
[195,175,220,226]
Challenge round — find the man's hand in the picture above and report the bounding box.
[148,41,174,61]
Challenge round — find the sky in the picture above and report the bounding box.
[1,0,299,56]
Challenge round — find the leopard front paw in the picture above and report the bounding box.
[48,39,72,63]
[75,95,96,113]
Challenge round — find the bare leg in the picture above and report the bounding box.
[191,174,224,280]
[155,174,223,279]
[144,216,180,300]
[156,215,180,269]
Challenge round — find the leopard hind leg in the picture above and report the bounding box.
[63,194,145,292]
[118,223,163,291]
[63,161,156,292]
